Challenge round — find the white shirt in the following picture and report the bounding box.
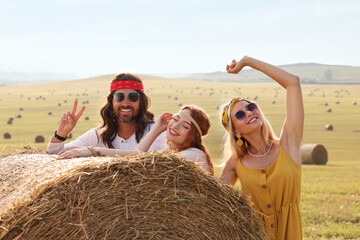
[47,123,167,154]
[178,148,210,173]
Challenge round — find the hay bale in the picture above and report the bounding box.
[48,112,52,116]
[0,153,267,240]
[301,144,328,165]
[84,116,90,120]
[7,120,12,125]
[3,133,11,139]
[271,100,276,104]
[326,108,332,112]
[323,102,328,106]
[325,124,333,131]
[35,135,45,143]
[353,101,357,105]
[68,133,73,139]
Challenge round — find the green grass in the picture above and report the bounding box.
[0,75,359,239]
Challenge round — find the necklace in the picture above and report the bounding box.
[247,141,273,158]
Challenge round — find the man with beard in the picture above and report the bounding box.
[47,73,167,155]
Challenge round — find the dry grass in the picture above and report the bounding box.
[0,152,267,240]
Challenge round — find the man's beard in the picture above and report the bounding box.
[116,107,137,123]
[117,116,136,123]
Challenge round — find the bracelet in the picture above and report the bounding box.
[54,131,67,141]
[87,146,101,157]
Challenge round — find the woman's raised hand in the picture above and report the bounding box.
[56,101,86,137]
[155,112,174,132]
[226,56,248,74]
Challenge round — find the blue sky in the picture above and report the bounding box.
[1,0,359,76]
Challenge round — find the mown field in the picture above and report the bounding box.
[0,74,359,239]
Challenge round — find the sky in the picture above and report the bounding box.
[1,0,359,77]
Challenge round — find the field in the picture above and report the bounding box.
[0,74,359,239]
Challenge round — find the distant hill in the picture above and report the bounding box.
[0,71,85,86]
[185,63,360,84]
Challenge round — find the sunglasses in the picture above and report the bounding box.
[114,92,140,102]
[234,102,258,120]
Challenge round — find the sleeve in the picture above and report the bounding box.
[148,132,168,152]
[179,148,210,173]
[46,128,101,154]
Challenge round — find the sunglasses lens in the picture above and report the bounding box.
[247,103,258,111]
[114,92,125,102]
[235,110,246,120]
[128,92,140,102]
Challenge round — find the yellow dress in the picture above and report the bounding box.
[236,144,302,240]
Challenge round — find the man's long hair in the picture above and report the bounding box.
[97,73,154,148]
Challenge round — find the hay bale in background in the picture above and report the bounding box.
[301,144,328,165]
[0,153,267,240]
[3,133,11,139]
[35,135,45,143]
[325,124,334,131]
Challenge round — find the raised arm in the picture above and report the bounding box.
[50,100,86,143]
[227,56,304,165]
[136,112,173,151]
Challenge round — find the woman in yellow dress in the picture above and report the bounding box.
[220,56,304,240]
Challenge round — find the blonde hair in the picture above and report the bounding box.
[221,100,278,164]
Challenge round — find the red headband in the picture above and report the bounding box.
[110,80,144,92]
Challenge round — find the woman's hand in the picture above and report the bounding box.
[56,101,86,138]
[57,147,91,159]
[154,112,173,133]
[226,56,249,74]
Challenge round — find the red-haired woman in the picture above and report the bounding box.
[58,105,214,175]
[220,56,304,239]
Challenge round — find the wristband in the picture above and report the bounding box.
[54,131,67,141]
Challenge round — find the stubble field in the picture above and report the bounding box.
[0,74,359,239]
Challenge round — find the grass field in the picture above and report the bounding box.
[0,74,359,239]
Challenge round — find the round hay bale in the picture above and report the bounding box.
[335,101,340,104]
[353,101,357,105]
[19,108,23,111]
[58,103,62,107]
[3,132,11,139]
[48,112,52,116]
[301,144,328,165]
[35,135,45,143]
[323,102,328,106]
[16,114,21,119]
[271,100,276,104]
[325,124,333,131]
[84,116,90,120]
[7,120,12,125]
[68,133,73,139]
[326,108,332,112]
[0,153,267,240]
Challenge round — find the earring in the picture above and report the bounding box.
[235,133,243,147]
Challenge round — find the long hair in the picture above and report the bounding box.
[222,100,278,164]
[179,105,214,176]
[97,73,154,148]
